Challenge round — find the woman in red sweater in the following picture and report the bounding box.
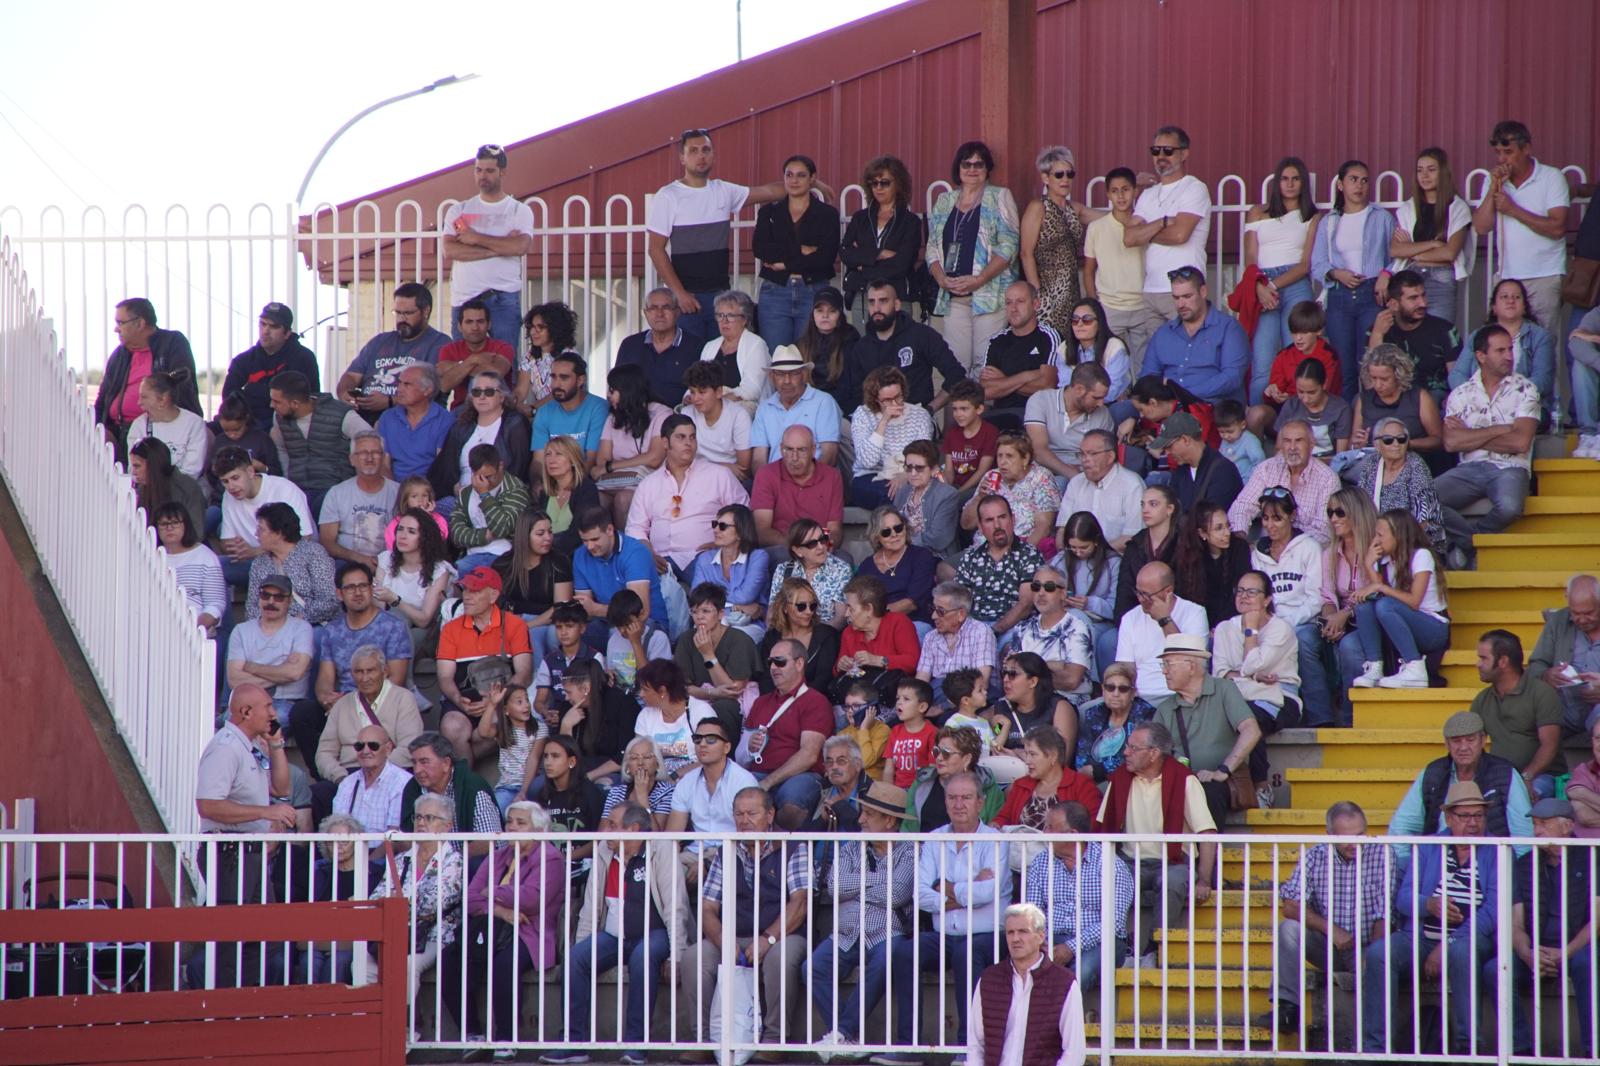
[835,574,921,691]
[994,724,1100,829]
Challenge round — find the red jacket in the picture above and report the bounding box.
[1226,264,1267,340]
[1267,337,1342,399]
[837,611,921,674]
[994,767,1101,827]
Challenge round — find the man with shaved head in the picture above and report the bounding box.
[751,423,844,561]
[1113,561,1208,701]
[330,724,410,833]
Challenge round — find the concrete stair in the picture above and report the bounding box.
[1444,569,1568,612]
[1474,531,1600,571]
[1160,926,1275,967]
[1114,965,1272,1019]
[1448,608,1544,646]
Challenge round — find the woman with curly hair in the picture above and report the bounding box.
[513,300,579,413]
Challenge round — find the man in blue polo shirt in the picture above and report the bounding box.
[1142,266,1250,405]
[572,505,668,632]
[750,344,842,466]
[531,351,610,467]
[614,287,704,408]
[375,363,453,482]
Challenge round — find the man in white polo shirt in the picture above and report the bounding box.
[1122,126,1212,323]
[1113,562,1208,702]
[1472,120,1571,335]
[441,144,535,355]
[665,710,756,880]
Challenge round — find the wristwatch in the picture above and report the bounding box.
[704,659,717,670]
[1154,616,1172,628]
[765,934,778,947]
[269,741,286,750]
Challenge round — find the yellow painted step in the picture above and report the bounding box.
[1285,767,1417,810]
[1443,570,1567,612]
[1246,807,1396,832]
[1532,458,1600,496]
[1440,649,1479,686]
[1160,926,1276,967]
[1508,495,1600,533]
[1449,610,1544,647]
[1475,532,1600,571]
[1087,1020,1274,1048]
[1349,687,1478,729]
[1313,728,1440,769]
[1114,965,1272,1018]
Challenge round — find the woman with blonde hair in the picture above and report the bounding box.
[758,576,841,695]
[532,435,601,555]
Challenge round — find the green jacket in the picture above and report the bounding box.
[400,759,494,832]
[901,763,1004,833]
[448,472,530,550]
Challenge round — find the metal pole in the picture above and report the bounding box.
[736,0,743,61]
[294,74,480,207]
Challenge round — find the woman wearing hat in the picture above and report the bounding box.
[752,153,840,351]
[850,366,935,508]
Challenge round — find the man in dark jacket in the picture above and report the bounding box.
[399,732,498,852]
[1526,575,1600,734]
[221,303,320,430]
[96,297,201,456]
[1155,411,1243,513]
[845,280,967,414]
[1388,711,1533,848]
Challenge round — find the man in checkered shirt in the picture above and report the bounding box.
[1262,800,1394,1033]
[1023,801,1135,990]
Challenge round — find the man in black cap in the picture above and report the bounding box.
[222,303,320,430]
[614,286,703,408]
[1156,410,1243,513]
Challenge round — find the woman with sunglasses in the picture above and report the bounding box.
[1308,488,1380,726]
[1310,159,1397,397]
[850,365,935,508]
[993,723,1100,829]
[990,651,1079,768]
[839,155,921,331]
[1112,485,1181,619]
[1063,298,1130,402]
[1020,146,1097,336]
[925,140,1021,370]
[1349,343,1445,472]
[758,577,842,696]
[855,505,938,634]
[891,439,960,560]
[1447,277,1557,422]
[1242,157,1320,405]
[688,504,770,640]
[1351,416,1447,556]
[1073,661,1155,782]
[900,724,1004,832]
[767,518,851,628]
[1345,509,1449,689]
[1172,499,1253,628]
[427,370,531,502]
[1213,569,1301,809]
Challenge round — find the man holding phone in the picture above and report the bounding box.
[1528,573,1600,734]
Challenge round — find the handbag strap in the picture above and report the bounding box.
[1171,704,1195,766]
[357,690,383,729]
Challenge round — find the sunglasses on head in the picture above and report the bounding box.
[1489,137,1523,148]
[1376,434,1409,446]
[1050,169,1076,180]
[1259,486,1294,502]
[353,740,384,752]
[1030,580,1063,593]
[1150,145,1180,157]
[1167,266,1204,282]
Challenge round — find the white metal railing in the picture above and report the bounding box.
[2,830,1594,1065]
[2,165,1587,414]
[0,237,216,834]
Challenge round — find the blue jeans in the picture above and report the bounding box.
[492,783,522,818]
[1324,279,1381,400]
[520,618,557,660]
[453,289,523,356]
[562,928,673,1046]
[1353,596,1449,664]
[1489,945,1596,1057]
[753,770,823,817]
[1249,269,1313,404]
[1419,266,1459,333]
[1568,305,1600,433]
[806,936,890,1041]
[1362,927,1492,1054]
[889,930,1000,1046]
[1434,461,1530,553]
[851,474,892,509]
[758,279,821,351]
[1293,621,1336,727]
[682,291,723,342]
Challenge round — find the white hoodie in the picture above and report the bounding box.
[1251,533,1325,627]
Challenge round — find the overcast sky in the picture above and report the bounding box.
[0,0,902,216]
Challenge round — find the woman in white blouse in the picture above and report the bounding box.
[1242,157,1319,405]
[850,366,935,509]
[374,507,455,652]
[131,370,211,479]
[1213,568,1301,809]
[700,290,770,415]
[1389,148,1474,328]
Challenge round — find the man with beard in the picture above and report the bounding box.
[435,298,515,409]
[336,282,450,419]
[1368,268,1459,399]
[441,144,535,351]
[530,351,609,468]
[1122,125,1212,323]
[1142,266,1250,406]
[222,303,320,429]
[846,279,968,412]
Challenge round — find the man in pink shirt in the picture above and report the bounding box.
[625,413,748,575]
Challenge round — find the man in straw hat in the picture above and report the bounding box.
[1388,710,1533,855]
[1151,632,1261,831]
[751,343,842,467]
[1362,780,1501,1056]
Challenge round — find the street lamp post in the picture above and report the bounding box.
[294,73,480,206]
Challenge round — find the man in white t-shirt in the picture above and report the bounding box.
[683,359,753,481]
[646,128,808,339]
[1471,120,1572,336]
[213,445,315,589]
[1113,562,1209,702]
[441,144,535,356]
[1123,126,1212,323]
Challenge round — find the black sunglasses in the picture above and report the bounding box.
[1150,145,1180,157]
[1167,266,1204,282]
[791,600,818,613]
[767,655,791,667]
[798,534,831,549]
[880,523,906,537]
[691,733,727,745]
[353,740,384,752]
[468,387,499,397]
[1050,169,1076,180]
[1069,313,1097,325]
[1376,434,1409,446]
[867,177,895,189]
[1030,581,1064,593]
[1102,683,1133,693]
[710,519,735,531]
[1326,506,1347,519]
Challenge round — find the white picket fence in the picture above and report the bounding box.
[0,235,215,835]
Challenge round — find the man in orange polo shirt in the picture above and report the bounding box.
[436,567,534,760]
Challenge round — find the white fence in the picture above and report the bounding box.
[1,165,1588,415]
[0,237,215,835]
[1,830,1595,1065]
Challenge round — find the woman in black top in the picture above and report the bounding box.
[839,155,922,327]
[131,436,207,535]
[428,369,533,498]
[1173,499,1253,628]
[799,286,863,416]
[757,576,842,695]
[752,154,841,351]
[493,510,574,661]
[1113,485,1182,619]
[557,658,641,784]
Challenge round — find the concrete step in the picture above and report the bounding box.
[1086,1021,1274,1049]
[1474,532,1600,571]
[1507,495,1600,532]
[1160,926,1276,967]
[1312,728,1439,769]
[1440,649,1479,686]
[1443,570,1567,612]
[1114,965,1272,1019]
[1284,767,1416,810]
[1449,609,1544,647]
[1533,458,1600,496]
[1349,687,1479,730]
[1245,806,1396,833]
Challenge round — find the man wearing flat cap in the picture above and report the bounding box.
[751,344,842,467]
[1362,780,1501,1056]
[1389,710,1533,856]
[1151,633,1261,831]
[1492,797,1597,1057]
[222,302,320,430]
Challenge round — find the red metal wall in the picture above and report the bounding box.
[304,0,1598,280]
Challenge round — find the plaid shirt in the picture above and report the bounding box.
[1024,841,1134,954]
[1279,842,1394,937]
[918,616,999,681]
[824,840,916,951]
[703,840,814,907]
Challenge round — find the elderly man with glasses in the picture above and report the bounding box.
[328,723,411,833]
[917,580,1000,706]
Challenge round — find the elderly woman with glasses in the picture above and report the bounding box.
[1020,145,1097,336]
[1212,568,1301,809]
[375,792,464,998]
[926,140,1022,370]
[427,370,532,501]
[900,724,1005,832]
[699,289,770,415]
[1073,661,1156,782]
[602,735,675,828]
[855,505,938,632]
[767,518,851,628]
[892,438,960,560]
[993,724,1100,829]
[850,365,936,508]
[1351,416,1447,556]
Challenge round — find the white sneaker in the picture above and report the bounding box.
[815,1031,853,1062]
[1377,659,1430,688]
[1256,785,1276,810]
[1350,661,1383,688]
[1572,435,1594,458]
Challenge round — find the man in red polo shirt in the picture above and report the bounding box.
[435,567,533,760]
[738,637,833,829]
[750,424,844,564]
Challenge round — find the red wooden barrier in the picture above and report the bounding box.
[0,898,408,1065]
